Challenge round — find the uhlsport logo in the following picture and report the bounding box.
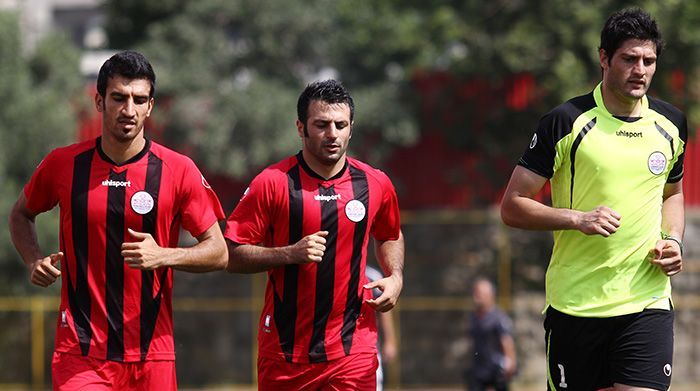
[102,179,131,187]
[130,191,154,215]
[529,133,538,149]
[616,130,643,138]
[315,194,341,202]
[663,363,672,377]
[648,151,667,175]
[201,174,212,189]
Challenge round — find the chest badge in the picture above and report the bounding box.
[345,199,366,222]
[131,191,155,215]
[648,151,667,175]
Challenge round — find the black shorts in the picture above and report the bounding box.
[544,306,673,391]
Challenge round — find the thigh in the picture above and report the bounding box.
[122,360,177,391]
[51,352,113,391]
[544,307,611,391]
[323,352,378,391]
[609,309,673,390]
[257,356,327,391]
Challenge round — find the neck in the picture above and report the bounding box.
[302,150,346,180]
[601,83,643,117]
[101,134,146,164]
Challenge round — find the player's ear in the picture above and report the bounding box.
[95,93,104,112]
[296,119,306,138]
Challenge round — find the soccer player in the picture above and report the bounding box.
[500,8,685,391]
[225,79,405,390]
[9,51,228,390]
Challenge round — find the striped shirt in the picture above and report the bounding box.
[24,137,224,362]
[225,152,401,363]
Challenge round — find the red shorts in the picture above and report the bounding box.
[258,352,378,391]
[51,352,177,391]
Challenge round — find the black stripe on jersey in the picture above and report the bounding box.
[655,122,675,157]
[569,118,597,208]
[140,152,164,361]
[68,149,95,356]
[308,185,339,363]
[341,166,369,355]
[274,165,302,362]
[106,170,127,361]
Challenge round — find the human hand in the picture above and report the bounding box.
[364,274,403,312]
[290,231,328,264]
[649,239,683,276]
[121,229,168,270]
[576,206,621,237]
[30,252,63,287]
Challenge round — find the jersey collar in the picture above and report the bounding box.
[296,151,348,181]
[96,137,152,167]
[593,82,648,121]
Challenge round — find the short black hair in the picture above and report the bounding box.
[97,50,156,98]
[297,79,355,125]
[600,8,665,62]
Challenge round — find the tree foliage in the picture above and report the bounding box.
[0,12,83,294]
[105,0,421,178]
[103,0,700,184]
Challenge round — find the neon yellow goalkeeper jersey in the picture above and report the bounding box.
[518,83,687,317]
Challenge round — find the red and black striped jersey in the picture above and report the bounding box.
[24,137,224,362]
[225,152,401,363]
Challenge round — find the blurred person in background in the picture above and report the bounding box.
[366,264,398,391]
[501,8,685,391]
[464,278,516,391]
[224,79,405,390]
[8,50,227,390]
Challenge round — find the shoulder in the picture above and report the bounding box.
[647,95,687,128]
[347,157,394,188]
[148,141,198,171]
[539,91,596,135]
[42,138,97,165]
[245,156,299,194]
[255,156,298,182]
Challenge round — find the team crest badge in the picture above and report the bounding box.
[345,199,366,222]
[648,151,667,175]
[131,191,154,215]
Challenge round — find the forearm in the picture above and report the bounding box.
[661,189,684,239]
[227,242,295,274]
[167,225,227,273]
[9,200,44,268]
[375,231,405,279]
[502,335,517,365]
[380,311,397,346]
[501,194,580,231]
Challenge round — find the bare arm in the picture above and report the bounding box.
[377,310,398,363]
[226,231,329,274]
[500,166,621,236]
[121,223,228,273]
[650,181,684,276]
[500,333,517,379]
[365,231,404,312]
[9,192,63,287]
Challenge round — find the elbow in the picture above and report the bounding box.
[224,245,246,274]
[215,248,228,271]
[500,201,518,228]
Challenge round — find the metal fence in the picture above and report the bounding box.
[1,209,698,389]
